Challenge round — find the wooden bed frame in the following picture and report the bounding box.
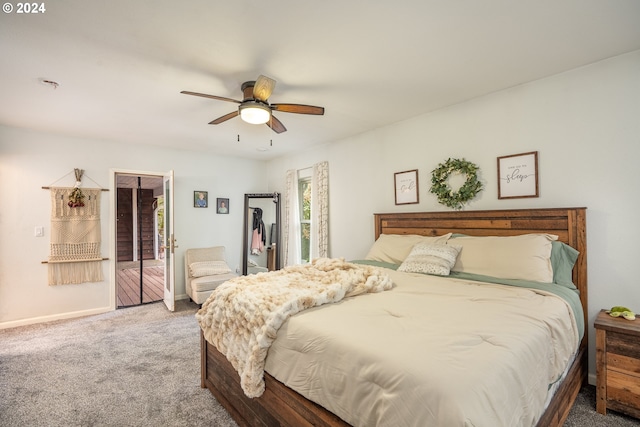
[201,207,588,427]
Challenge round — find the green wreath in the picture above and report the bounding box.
[430,158,483,210]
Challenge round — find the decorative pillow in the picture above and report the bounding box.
[447,234,557,282]
[365,233,452,264]
[189,261,232,278]
[398,243,461,276]
[551,241,579,286]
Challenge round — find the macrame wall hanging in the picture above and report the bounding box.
[43,168,108,285]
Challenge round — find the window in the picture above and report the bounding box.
[284,162,328,267]
[299,177,312,263]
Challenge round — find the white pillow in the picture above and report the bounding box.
[189,261,232,278]
[448,234,557,282]
[365,233,452,264]
[398,243,461,276]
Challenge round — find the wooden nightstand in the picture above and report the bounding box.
[595,309,640,419]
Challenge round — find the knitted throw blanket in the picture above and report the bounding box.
[196,258,393,398]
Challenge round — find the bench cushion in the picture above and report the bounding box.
[190,273,238,292]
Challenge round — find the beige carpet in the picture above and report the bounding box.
[0,300,237,427]
[2,300,639,426]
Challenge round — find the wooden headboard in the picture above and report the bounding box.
[374,207,587,335]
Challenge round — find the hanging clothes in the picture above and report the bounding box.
[251,207,266,255]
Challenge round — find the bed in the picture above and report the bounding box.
[199,207,588,426]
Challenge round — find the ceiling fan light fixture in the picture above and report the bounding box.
[182,75,323,133]
[239,102,271,125]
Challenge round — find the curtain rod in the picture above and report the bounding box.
[41,257,110,264]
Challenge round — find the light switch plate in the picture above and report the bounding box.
[35,226,44,237]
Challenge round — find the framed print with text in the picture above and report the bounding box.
[497,151,539,199]
[394,169,419,205]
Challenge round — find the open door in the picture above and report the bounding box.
[163,170,176,311]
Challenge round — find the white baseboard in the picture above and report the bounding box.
[1,295,194,330]
[0,306,113,330]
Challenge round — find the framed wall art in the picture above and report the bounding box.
[394,169,419,205]
[216,198,229,214]
[497,151,539,199]
[194,191,208,208]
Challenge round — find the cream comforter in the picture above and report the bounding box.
[264,268,579,427]
[196,258,393,398]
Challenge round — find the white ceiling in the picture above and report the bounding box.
[1,1,639,160]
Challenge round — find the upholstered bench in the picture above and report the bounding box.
[184,246,238,304]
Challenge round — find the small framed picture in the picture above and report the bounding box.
[497,151,539,199]
[216,198,229,214]
[394,169,419,205]
[194,191,208,208]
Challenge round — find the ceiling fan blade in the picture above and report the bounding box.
[252,75,276,101]
[265,115,287,134]
[271,103,324,115]
[209,111,239,125]
[181,91,241,104]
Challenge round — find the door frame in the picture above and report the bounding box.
[109,168,175,310]
[162,170,175,311]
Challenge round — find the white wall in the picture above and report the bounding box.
[267,50,640,380]
[0,126,267,326]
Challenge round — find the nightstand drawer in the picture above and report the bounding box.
[607,370,640,411]
[607,331,640,359]
[608,352,640,377]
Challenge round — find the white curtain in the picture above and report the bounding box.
[283,169,301,266]
[283,162,329,266]
[311,161,329,259]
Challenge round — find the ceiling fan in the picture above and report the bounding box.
[181,75,324,134]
